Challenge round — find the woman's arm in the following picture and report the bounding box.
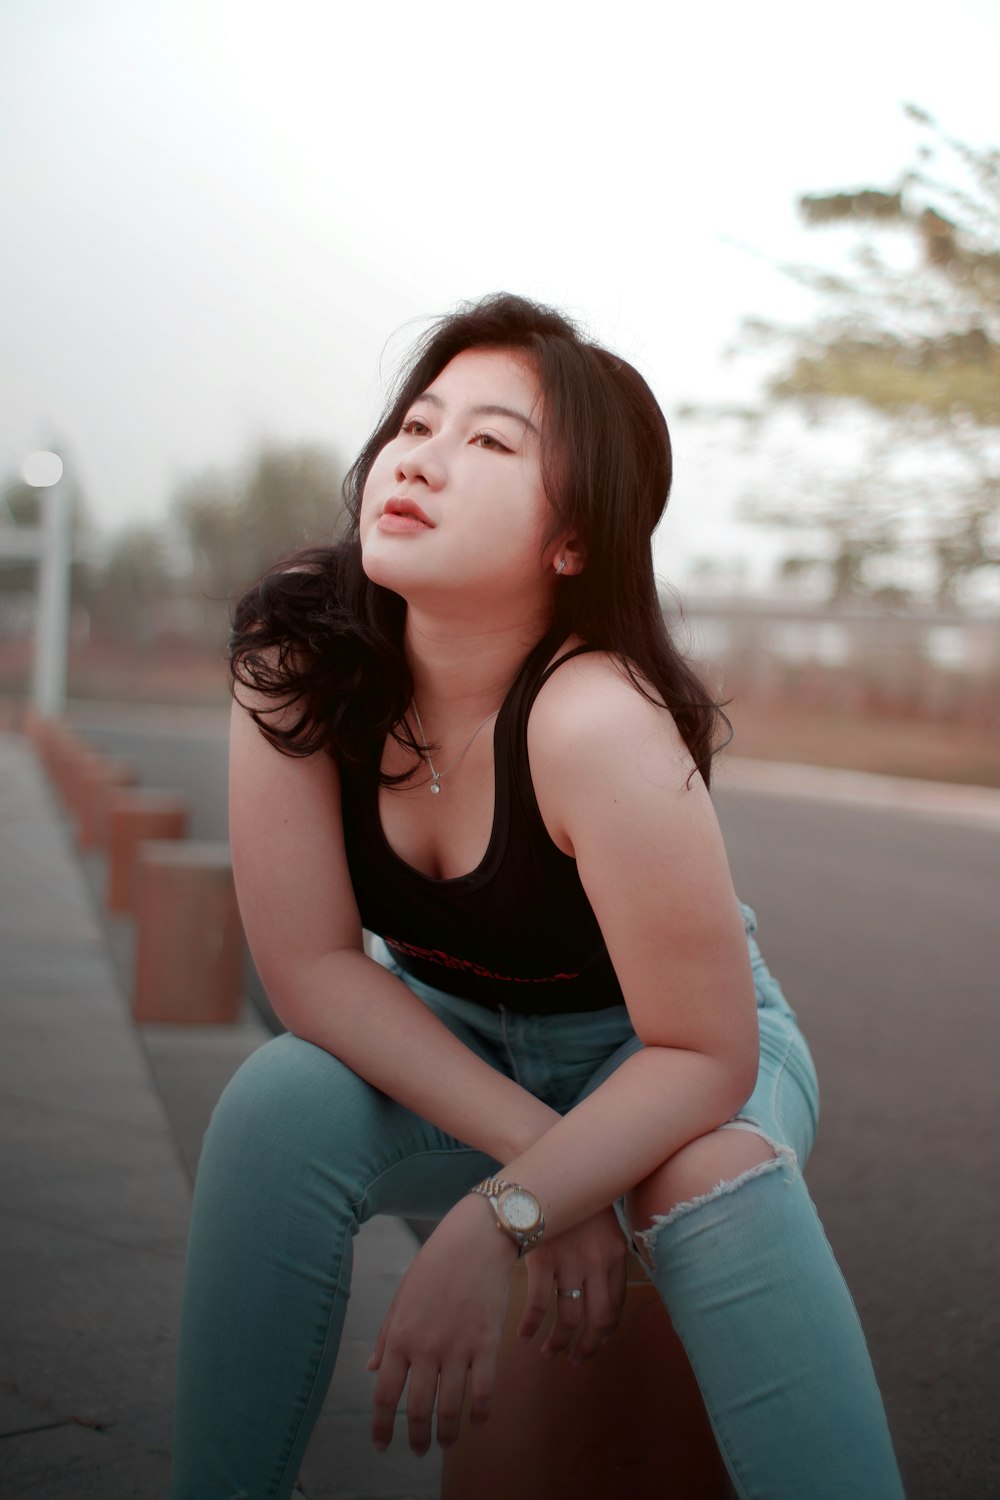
[463,649,759,1235]
[228,694,561,1163]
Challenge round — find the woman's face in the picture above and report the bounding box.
[359,347,564,612]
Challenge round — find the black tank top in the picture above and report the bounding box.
[340,628,625,1013]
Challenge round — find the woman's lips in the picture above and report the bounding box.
[378,511,431,534]
[379,499,434,533]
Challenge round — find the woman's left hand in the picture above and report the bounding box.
[517,1205,629,1364]
[367,1194,517,1455]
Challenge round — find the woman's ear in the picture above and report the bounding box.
[556,534,585,576]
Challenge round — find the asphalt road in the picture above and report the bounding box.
[71,706,1000,1499]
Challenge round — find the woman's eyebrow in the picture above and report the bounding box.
[474,404,539,435]
[413,390,538,435]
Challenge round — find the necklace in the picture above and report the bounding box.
[409,700,500,795]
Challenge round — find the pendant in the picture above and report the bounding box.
[430,778,441,795]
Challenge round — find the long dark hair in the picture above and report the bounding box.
[230,293,729,785]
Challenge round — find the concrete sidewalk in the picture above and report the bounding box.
[0,731,440,1499]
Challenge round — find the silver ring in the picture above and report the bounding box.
[557,1288,583,1300]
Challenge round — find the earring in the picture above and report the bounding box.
[555,558,566,575]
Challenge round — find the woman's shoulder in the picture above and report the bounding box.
[526,643,704,859]
[528,641,692,782]
[534,641,672,732]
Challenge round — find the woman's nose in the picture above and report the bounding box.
[394,439,445,489]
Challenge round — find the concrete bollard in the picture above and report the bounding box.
[440,1254,732,1500]
[77,755,138,850]
[23,708,59,769]
[64,744,104,824]
[0,699,24,734]
[106,790,190,914]
[133,841,243,1023]
[36,718,73,798]
[23,704,45,745]
[44,722,92,813]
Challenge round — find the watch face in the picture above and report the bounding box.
[500,1188,540,1232]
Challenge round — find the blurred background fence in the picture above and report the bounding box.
[675,597,999,725]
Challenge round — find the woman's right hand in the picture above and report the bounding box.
[516,1205,629,1364]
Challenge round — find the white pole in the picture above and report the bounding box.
[25,454,72,716]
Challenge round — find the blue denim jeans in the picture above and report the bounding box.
[170,907,903,1499]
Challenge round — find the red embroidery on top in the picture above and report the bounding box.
[384,936,579,984]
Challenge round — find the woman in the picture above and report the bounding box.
[170,294,903,1498]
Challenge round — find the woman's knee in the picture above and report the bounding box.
[626,1127,784,1257]
[203,1032,383,1166]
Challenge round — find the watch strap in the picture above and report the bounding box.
[469,1177,545,1255]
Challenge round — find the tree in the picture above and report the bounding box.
[171,440,347,640]
[740,106,1000,609]
[743,473,906,604]
[88,523,177,643]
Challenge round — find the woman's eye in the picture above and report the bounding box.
[401,417,430,436]
[472,431,511,452]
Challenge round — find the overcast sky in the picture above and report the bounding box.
[2,0,997,589]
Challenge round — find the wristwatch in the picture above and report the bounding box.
[470,1177,545,1256]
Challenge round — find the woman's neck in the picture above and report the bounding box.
[403,606,551,721]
